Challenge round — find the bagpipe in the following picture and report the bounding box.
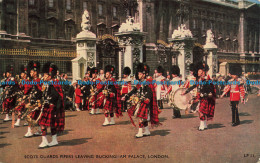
[18,86,43,126]
[127,92,147,117]
[21,99,41,127]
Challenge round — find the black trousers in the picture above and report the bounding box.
[231,101,240,124]
[121,100,127,112]
[157,100,164,109]
[173,107,181,118]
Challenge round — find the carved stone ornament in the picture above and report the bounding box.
[87,52,94,62]
[78,42,84,47]
[172,24,193,39]
[81,10,91,31]
[204,29,217,49]
[118,16,141,33]
[117,35,143,46]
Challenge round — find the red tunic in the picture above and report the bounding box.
[223,79,245,101]
[75,88,82,104]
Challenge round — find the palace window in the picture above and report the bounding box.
[48,24,56,39]
[193,19,196,29]
[30,22,38,37]
[29,0,35,6]
[66,0,71,10]
[98,4,103,16]
[49,0,54,8]
[113,6,117,18]
[83,1,87,10]
[202,20,205,30]
[66,26,73,40]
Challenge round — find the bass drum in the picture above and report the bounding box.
[169,88,192,110]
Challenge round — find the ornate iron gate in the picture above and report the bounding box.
[0,48,76,76]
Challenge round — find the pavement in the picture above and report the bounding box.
[0,95,260,163]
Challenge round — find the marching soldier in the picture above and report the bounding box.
[24,61,42,137]
[166,65,183,118]
[122,63,161,138]
[2,65,17,122]
[13,65,29,127]
[155,66,166,110]
[81,72,91,111]
[121,67,132,112]
[183,62,216,131]
[95,65,122,126]
[38,62,65,148]
[89,67,103,115]
[221,65,245,126]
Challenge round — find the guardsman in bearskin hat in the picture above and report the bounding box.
[221,65,245,126]
[155,66,166,110]
[121,67,132,112]
[183,61,216,131]
[2,65,17,122]
[94,65,122,126]
[184,63,199,113]
[38,62,65,148]
[89,67,103,115]
[13,64,29,127]
[166,65,183,118]
[23,61,43,137]
[122,63,161,138]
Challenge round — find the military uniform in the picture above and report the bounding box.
[222,65,245,126]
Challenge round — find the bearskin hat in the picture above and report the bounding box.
[20,64,28,74]
[229,64,242,77]
[105,65,114,74]
[90,67,98,77]
[123,67,131,76]
[28,61,40,72]
[6,65,14,73]
[189,63,195,72]
[171,65,180,76]
[157,66,164,74]
[194,61,209,77]
[86,66,91,73]
[42,62,58,78]
[135,63,149,80]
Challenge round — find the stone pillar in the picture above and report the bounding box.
[115,17,146,76]
[204,48,218,78]
[168,24,194,80]
[118,50,123,79]
[168,38,194,81]
[72,10,97,81]
[219,62,229,77]
[204,29,218,78]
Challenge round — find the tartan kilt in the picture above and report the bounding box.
[30,109,40,120]
[91,93,104,109]
[127,105,136,116]
[38,104,55,127]
[38,104,65,131]
[137,103,149,120]
[2,98,15,113]
[103,97,114,112]
[199,98,215,120]
[15,103,25,112]
[127,103,149,120]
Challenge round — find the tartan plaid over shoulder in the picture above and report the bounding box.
[111,78,122,117]
[52,79,65,132]
[148,83,161,127]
